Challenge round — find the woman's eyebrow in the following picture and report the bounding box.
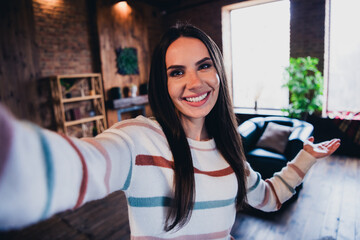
[167,65,184,71]
[195,57,211,66]
[166,57,211,71]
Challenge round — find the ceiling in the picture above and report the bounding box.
[136,0,182,11]
[135,0,218,13]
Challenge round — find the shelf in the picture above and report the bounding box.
[56,73,101,79]
[62,95,102,103]
[50,73,107,137]
[64,115,105,127]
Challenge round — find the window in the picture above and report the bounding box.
[325,0,360,114]
[222,0,290,114]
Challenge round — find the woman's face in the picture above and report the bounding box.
[166,37,220,123]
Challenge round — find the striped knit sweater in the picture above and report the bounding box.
[0,105,316,239]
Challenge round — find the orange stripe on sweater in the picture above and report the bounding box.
[194,166,234,177]
[114,121,166,138]
[266,179,282,210]
[136,155,174,169]
[255,182,270,208]
[136,155,234,177]
[288,162,305,179]
[82,138,112,194]
[59,134,88,209]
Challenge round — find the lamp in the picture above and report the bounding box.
[113,0,132,17]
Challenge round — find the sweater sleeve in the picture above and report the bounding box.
[0,105,133,230]
[245,149,316,212]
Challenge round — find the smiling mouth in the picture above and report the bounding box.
[184,92,209,102]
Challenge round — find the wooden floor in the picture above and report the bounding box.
[232,155,360,240]
[1,155,359,240]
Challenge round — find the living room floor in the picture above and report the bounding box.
[232,154,360,240]
[1,155,359,240]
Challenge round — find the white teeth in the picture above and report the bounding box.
[185,93,208,102]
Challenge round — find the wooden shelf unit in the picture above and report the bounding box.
[50,73,107,137]
[61,95,103,103]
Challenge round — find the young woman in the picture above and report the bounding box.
[0,24,340,239]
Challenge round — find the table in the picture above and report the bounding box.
[108,95,148,121]
[116,104,146,121]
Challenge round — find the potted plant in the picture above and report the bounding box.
[282,56,324,120]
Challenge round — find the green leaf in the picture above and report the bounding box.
[283,57,324,119]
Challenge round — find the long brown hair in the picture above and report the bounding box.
[148,23,247,231]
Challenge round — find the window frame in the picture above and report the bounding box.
[222,0,289,115]
[323,0,360,117]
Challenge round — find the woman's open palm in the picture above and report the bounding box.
[303,136,341,159]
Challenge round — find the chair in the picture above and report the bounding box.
[237,116,314,180]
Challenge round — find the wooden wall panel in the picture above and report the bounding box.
[0,0,41,124]
[97,0,152,126]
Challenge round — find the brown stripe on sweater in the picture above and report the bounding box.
[288,162,305,179]
[136,155,234,177]
[266,179,282,210]
[255,182,270,208]
[136,155,174,169]
[114,121,166,138]
[82,138,112,194]
[59,134,88,209]
[194,166,234,177]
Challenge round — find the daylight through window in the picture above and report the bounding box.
[229,0,290,113]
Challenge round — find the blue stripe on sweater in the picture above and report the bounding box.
[247,172,261,192]
[193,198,236,210]
[274,173,296,194]
[34,126,54,220]
[122,157,132,191]
[128,196,172,207]
[127,196,236,209]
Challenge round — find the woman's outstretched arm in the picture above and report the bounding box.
[246,137,340,211]
[0,104,133,230]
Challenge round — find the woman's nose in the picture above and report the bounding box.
[186,70,202,89]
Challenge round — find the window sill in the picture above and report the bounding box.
[327,111,360,121]
[233,108,287,116]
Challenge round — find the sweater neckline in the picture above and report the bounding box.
[142,116,217,150]
[187,137,216,150]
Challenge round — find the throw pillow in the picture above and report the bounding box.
[256,122,293,154]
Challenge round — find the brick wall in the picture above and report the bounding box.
[160,0,326,71]
[30,0,326,79]
[290,0,325,71]
[163,0,245,52]
[32,0,99,76]
[29,0,101,128]
[142,7,167,58]
[1,0,327,128]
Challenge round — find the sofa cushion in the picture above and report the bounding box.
[246,148,288,179]
[255,122,293,154]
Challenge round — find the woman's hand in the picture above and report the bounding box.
[303,136,341,159]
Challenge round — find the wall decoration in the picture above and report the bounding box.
[115,47,139,75]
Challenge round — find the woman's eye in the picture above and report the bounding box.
[169,70,183,77]
[199,63,212,70]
